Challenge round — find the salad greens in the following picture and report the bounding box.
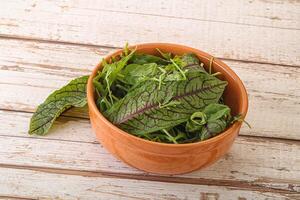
[29,44,247,143]
[93,45,244,143]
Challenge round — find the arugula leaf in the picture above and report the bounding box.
[93,49,136,107]
[29,75,89,135]
[105,69,227,135]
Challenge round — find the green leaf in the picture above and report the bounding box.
[185,104,231,141]
[171,53,199,68]
[186,112,207,132]
[105,69,227,135]
[130,53,169,65]
[230,114,251,128]
[28,75,89,135]
[94,49,136,105]
[200,119,227,141]
[163,53,205,82]
[122,63,158,85]
[107,49,136,86]
[181,53,200,66]
[203,103,231,122]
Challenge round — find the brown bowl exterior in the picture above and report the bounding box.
[87,43,248,175]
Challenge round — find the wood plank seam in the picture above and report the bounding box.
[0,134,96,145]
[78,7,300,31]
[0,117,299,193]
[0,130,299,149]
[0,34,299,68]
[0,196,36,200]
[0,164,298,195]
[1,107,300,143]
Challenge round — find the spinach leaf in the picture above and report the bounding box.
[29,75,89,135]
[130,53,170,65]
[105,69,227,135]
[171,53,200,68]
[185,103,231,141]
[203,103,231,122]
[182,53,200,66]
[121,63,158,85]
[186,112,207,132]
[200,119,227,141]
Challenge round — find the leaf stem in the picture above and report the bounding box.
[156,48,171,60]
[105,76,114,104]
[116,84,129,92]
[162,129,178,144]
[159,100,181,109]
[170,59,187,80]
[111,94,119,101]
[211,72,222,76]
[124,42,129,56]
[231,115,252,128]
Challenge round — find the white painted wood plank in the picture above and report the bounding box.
[69,0,300,29]
[1,168,296,200]
[0,1,299,66]
[0,128,299,192]
[0,38,299,140]
[4,0,299,29]
[1,38,299,97]
[0,110,95,143]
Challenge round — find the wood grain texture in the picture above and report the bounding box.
[0,38,299,140]
[1,167,298,200]
[0,110,299,193]
[0,0,299,66]
[0,1,299,198]
[59,0,300,29]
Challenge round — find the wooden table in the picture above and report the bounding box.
[0,0,299,199]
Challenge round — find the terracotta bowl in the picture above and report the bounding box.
[87,43,248,175]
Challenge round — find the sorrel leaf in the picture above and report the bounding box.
[105,70,227,135]
[28,75,89,135]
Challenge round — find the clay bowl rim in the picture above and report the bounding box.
[87,43,248,148]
